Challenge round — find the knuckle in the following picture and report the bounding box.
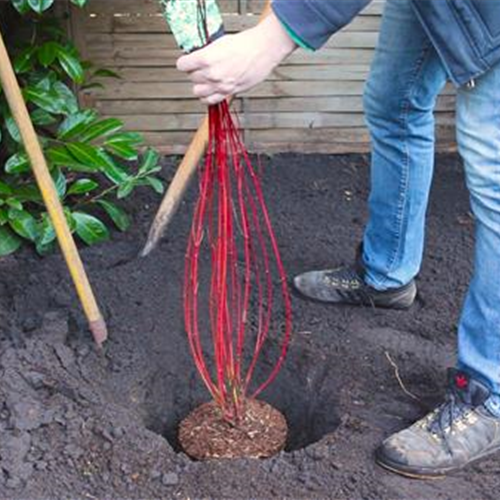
[206,67,219,81]
[220,82,236,96]
[193,85,204,97]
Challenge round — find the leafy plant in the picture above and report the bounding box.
[0,0,164,256]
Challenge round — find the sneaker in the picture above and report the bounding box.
[375,369,500,478]
[293,250,416,309]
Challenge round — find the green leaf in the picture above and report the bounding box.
[0,181,12,196]
[5,153,30,174]
[64,208,77,233]
[105,142,138,161]
[66,143,109,170]
[35,215,56,254]
[5,116,21,143]
[38,41,59,67]
[11,0,30,15]
[105,132,143,146]
[31,108,58,126]
[51,168,67,198]
[27,0,55,14]
[57,47,84,83]
[117,181,134,199]
[24,86,66,115]
[0,226,22,256]
[58,110,97,140]
[53,82,79,114]
[145,176,165,195]
[34,76,52,91]
[11,184,42,203]
[92,68,121,79]
[14,47,36,73]
[0,208,8,225]
[97,200,130,231]
[95,150,129,184]
[47,146,98,172]
[79,118,123,143]
[67,179,98,195]
[6,198,23,211]
[70,0,88,7]
[73,212,109,245]
[104,132,143,161]
[81,60,94,71]
[80,82,105,92]
[8,209,39,241]
[139,149,161,175]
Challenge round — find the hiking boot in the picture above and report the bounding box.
[293,251,416,309]
[376,369,500,478]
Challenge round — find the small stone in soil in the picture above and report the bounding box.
[162,472,179,486]
[149,469,161,480]
[112,426,124,439]
[6,477,22,489]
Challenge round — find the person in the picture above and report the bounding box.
[176,0,500,478]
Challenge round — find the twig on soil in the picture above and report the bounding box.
[384,351,421,402]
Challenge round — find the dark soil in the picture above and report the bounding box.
[179,400,288,460]
[0,153,498,499]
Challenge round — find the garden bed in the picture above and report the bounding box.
[0,153,497,499]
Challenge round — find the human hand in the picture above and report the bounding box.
[176,12,296,105]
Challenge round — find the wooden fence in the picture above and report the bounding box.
[68,0,456,154]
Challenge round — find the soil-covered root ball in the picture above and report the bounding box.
[179,399,288,460]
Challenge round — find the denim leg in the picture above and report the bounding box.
[362,0,448,290]
[456,61,500,413]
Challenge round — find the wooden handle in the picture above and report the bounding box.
[0,29,107,346]
[141,0,272,257]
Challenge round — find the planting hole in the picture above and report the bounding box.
[142,344,340,454]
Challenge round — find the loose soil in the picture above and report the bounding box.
[179,400,288,460]
[0,153,498,499]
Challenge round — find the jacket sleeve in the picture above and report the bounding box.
[272,0,372,50]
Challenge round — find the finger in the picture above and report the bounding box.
[189,70,211,85]
[177,52,208,73]
[193,84,214,99]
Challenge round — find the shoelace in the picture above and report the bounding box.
[325,266,376,308]
[428,392,472,455]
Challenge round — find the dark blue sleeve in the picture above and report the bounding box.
[272,0,371,50]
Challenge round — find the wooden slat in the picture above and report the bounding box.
[85,12,381,34]
[104,65,370,83]
[85,80,456,100]
[86,31,380,51]
[84,0,239,14]
[85,47,379,68]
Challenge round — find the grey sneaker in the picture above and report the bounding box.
[376,369,500,478]
[293,252,416,309]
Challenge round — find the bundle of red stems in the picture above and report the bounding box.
[184,101,292,424]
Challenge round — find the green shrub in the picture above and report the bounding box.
[0,0,164,256]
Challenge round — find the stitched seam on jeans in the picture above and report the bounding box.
[378,43,434,288]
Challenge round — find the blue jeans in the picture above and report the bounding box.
[362,0,500,414]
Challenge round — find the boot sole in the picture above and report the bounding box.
[375,441,500,479]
